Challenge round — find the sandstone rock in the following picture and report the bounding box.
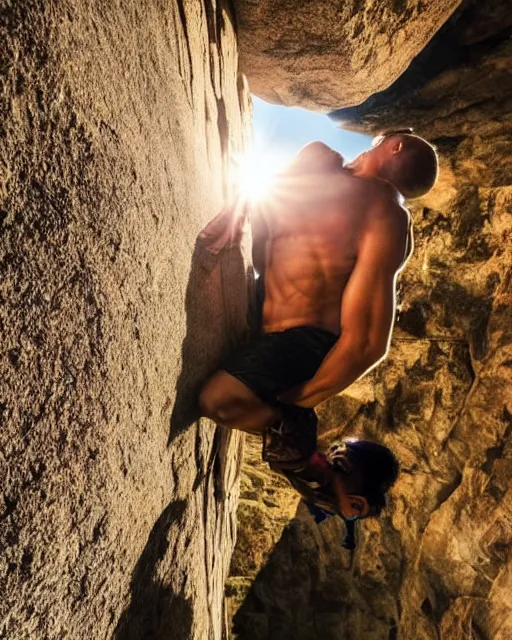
[236,0,462,111]
[225,436,300,631]
[0,1,250,638]
[330,0,512,146]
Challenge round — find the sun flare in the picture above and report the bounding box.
[232,142,292,202]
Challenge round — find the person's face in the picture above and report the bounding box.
[334,477,370,521]
[328,442,371,520]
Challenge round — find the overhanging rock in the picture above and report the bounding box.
[236,0,462,111]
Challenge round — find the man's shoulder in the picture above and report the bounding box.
[356,180,411,267]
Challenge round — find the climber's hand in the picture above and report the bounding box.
[197,197,247,255]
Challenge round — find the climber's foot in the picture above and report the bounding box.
[263,406,318,469]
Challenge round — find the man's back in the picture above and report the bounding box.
[258,156,410,335]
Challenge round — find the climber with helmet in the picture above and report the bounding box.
[272,438,399,548]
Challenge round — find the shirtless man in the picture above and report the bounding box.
[198,129,438,525]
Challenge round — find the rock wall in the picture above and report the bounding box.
[0,1,251,638]
[228,1,512,638]
[236,0,462,111]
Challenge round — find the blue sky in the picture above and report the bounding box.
[252,96,371,161]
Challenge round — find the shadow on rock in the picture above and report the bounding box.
[114,500,193,640]
[168,241,251,445]
[232,502,402,640]
[232,509,334,640]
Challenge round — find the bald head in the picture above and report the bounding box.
[375,133,439,199]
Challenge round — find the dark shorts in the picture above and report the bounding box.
[221,325,338,404]
[222,326,338,465]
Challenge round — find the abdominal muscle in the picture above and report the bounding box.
[261,234,354,335]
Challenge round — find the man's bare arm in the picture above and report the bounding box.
[279,204,409,408]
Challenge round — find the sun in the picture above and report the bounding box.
[232,141,292,203]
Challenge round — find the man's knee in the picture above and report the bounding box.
[199,372,261,425]
[199,373,242,423]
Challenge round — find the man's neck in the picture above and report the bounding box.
[350,168,403,199]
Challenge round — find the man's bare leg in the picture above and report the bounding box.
[199,371,278,435]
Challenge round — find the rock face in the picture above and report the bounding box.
[225,436,300,631]
[0,1,250,638]
[229,1,512,638]
[235,0,462,111]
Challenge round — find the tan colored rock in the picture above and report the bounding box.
[0,1,250,638]
[225,436,299,621]
[236,0,462,111]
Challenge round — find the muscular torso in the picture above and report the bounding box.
[254,164,405,335]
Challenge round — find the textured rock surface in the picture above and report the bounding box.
[235,0,462,111]
[228,2,512,638]
[0,1,251,638]
[225,436,299,630]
